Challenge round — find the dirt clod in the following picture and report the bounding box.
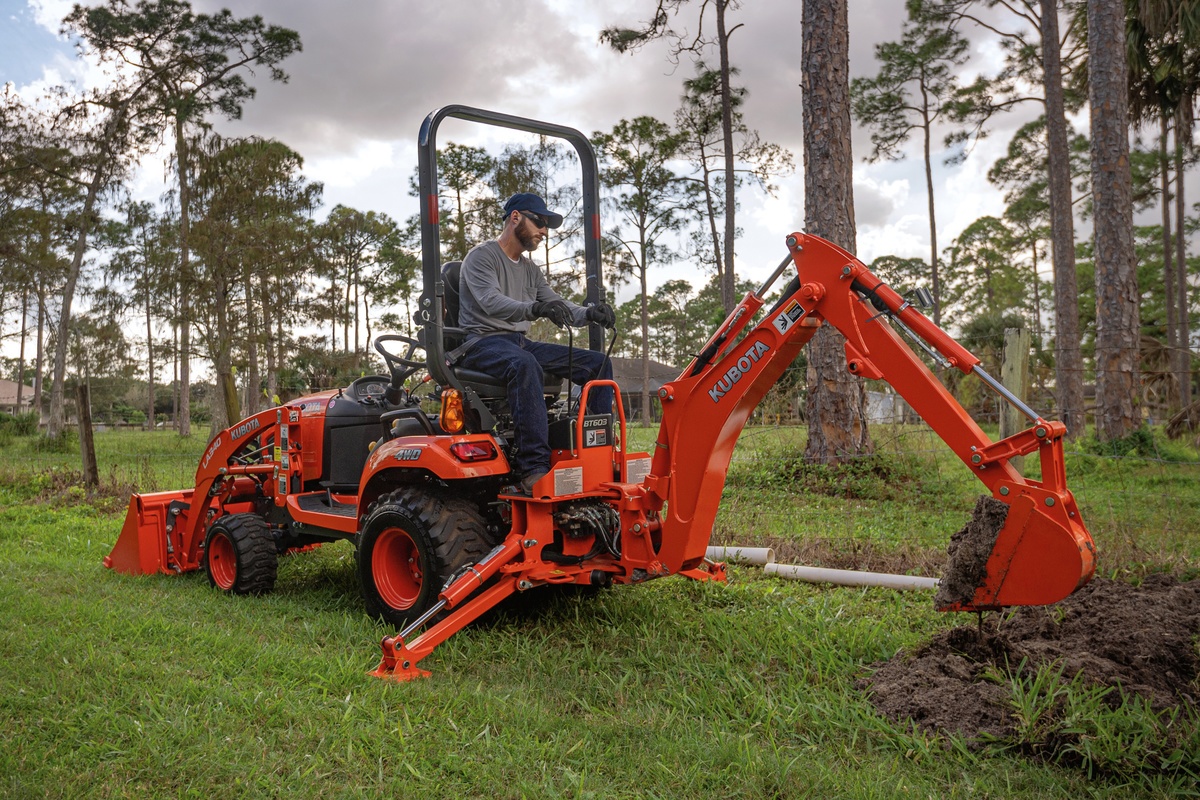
[862,576,1200,741]
[934,495,1009,609]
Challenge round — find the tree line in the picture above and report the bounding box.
[1,0,1195,457]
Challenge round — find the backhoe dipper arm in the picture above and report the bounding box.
[647,232,1095,611]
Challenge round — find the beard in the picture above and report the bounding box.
[516,219,540,252]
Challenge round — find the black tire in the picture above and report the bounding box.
[203,513,278,596]
[356,487,493,628]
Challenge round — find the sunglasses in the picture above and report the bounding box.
[519,210,549,230]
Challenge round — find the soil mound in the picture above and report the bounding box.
[862,576,1200,740]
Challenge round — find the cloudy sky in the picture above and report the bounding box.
[3,0,1050,303]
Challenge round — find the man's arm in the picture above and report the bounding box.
[532,271,589,326]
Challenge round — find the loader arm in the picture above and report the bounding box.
[647,232,1095,611]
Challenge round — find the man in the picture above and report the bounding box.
[458,192,616,494]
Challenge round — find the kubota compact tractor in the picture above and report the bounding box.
[105,106,1096,682]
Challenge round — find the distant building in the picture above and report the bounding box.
[607,356,680,423]
[0,379,37,416]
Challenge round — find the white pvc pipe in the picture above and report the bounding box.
[764,563,940,591]
[706,546,776,566]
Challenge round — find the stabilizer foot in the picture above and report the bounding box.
[369,636,432,682]
[680,559,728,582]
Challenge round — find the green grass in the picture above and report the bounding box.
[1,425,1198,798]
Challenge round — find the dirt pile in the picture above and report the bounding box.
[862,575,1200,740]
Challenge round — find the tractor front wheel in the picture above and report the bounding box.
[356,487,492,628]
[204,513,278,595]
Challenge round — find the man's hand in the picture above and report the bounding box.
[586,302,616,329]
[531,299,573,328]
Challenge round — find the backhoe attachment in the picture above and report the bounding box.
[642,232,1095,613]
[778,232,1095,610]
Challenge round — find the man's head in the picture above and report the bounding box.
[502,193,563,230]
[502,193,562,253]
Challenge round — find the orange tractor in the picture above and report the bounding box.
[105,107,1095,681]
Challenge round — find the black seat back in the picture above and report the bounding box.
[442,261,463,327]
[439,261,561,399]
[441,261,465,352]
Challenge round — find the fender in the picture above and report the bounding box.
[361,433,512,486]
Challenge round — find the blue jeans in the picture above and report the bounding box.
[460,332,614,477]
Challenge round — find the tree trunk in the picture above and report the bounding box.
[171,320,178,429]
[1159,116,1178,407]
[176,120,192,437]
[640,238,651,427]
[49,173,102,439]
[261,274,278,405]
[1041,0,1085,438]
[243,260,259,416]
[34,284,44,417]
[17,287,27,413]
[801,0,872,464]
[214,274,241,427]
[77,383,98,489]
[700,154,724,280]
[1174,120,1191,406]
[1161,118,1176,345]
[1088,0,1141,441]
[716,0,738,314]
[146,277,155,429]
[1030,241,1043,341]
[920,94,941,327]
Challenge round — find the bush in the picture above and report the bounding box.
[0,411,39,437]
[29,429,78,454]
[1082,426,1193,462]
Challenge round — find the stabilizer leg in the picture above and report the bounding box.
[371,532,526,682]
[371,578,519,682]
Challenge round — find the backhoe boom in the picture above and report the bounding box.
[646,232,1095,610]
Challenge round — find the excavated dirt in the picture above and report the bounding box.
[933,495,1009,609]
[861,575,1200,741]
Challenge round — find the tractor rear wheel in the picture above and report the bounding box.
[204,513,278,595]
[356,487,493,628]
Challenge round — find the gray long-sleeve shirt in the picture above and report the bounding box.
[458,240,587,336]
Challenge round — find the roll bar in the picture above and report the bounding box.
[415,106,604,392]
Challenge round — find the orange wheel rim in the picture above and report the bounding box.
[374,527,422,610]
[208,531,237,591]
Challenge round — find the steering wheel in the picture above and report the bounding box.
[374,334,427,391]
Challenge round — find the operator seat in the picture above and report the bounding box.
[439,261,562,399]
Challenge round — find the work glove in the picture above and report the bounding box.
[531,299,573,328]
[586,302,616,329]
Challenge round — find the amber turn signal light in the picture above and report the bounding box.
[440,389,465,433]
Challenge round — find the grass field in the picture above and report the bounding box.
[1,425,1198,798]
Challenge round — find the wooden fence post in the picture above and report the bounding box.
[77,383,99,489]
[1000,327,1031,474]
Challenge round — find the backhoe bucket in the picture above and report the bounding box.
[936,493,1096,612]
[103,490,193,576]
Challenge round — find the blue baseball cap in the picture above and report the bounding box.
[502,192,563,229]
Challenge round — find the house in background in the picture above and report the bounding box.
[0,379,37,417]
[607,356,680,423]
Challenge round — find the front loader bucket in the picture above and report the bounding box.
[936,493,1096,612]
[103,490,193,576]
